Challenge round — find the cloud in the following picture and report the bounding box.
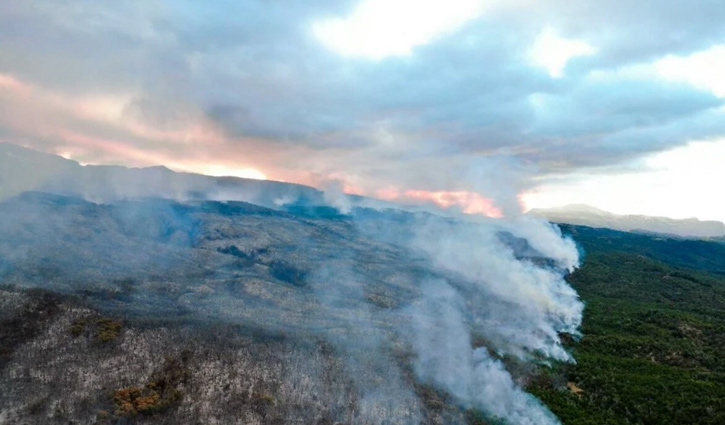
[528,27,596,78]
[1,0,725,214]
[654,45,725,98]
[313,0,486,59]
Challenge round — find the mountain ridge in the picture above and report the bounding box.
[0,142,327,207]
[529,204,725,238]
[0,142,410,214]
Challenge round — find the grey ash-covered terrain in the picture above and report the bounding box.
[0,193,424,328]
[0,192,578,425]
[0,287,428,425]
[0,146,584,425]
[0,193,440,424]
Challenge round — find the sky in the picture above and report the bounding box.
[1,0,724,221]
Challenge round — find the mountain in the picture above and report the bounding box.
[0,192,453,424]
[2,142,723,425]
[0,142,331,208]
[0,142,418,216]
[0,189,582,425]
[2,197,724,424]
[529,204,725,238]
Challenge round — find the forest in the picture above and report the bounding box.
[528,225,725,425]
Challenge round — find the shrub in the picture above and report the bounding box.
[95,318,122,343]
[111,353,189,418]
[69,319,88,337]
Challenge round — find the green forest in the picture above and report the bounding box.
[528,225,725,425]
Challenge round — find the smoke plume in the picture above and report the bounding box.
[0,144,584,424]
[350,208,583,424]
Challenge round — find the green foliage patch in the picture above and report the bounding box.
[529,226,725,425]
[69,317,123,343]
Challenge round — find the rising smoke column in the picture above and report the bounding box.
[409,280,562,425]
[373,212,584,424]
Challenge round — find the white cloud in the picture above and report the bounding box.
[529,27,596,77]
[313,0,486,59]
[523,138,725,222]
[654,44,725,98]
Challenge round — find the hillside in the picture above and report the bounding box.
[0,142,326,209]
[529,204,725,238]
[529,225,725,425]
[0,191,581,425]
[1,190,723,424]
[0,142,422,217]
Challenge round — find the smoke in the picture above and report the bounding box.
[409,216,582,362]
[0,143,585,424]
[409,280,561,425]
[321,179,353,214]
[349,209,583,424]
[309,263,424,424]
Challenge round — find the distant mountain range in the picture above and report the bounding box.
[0,142,405,212]
[529,204,725,238]
[0,142,330,208]
[3,142,722,239]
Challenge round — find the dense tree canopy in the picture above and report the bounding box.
[528,225,725,425]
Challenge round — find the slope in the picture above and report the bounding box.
[529,225,725,425]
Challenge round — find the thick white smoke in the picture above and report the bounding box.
[400,214,583,424]
[409,280,561,425]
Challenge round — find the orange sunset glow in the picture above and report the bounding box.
[377,189,504,217]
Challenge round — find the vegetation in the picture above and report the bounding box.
[111,352,189,418]
[560,224,725,274]
[96,318,123,342]
[4,210,725,424]
[527,225,725,425]
[70,317,123,343]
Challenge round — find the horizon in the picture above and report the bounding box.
[3,140,723,226]
[1,1,724,222]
